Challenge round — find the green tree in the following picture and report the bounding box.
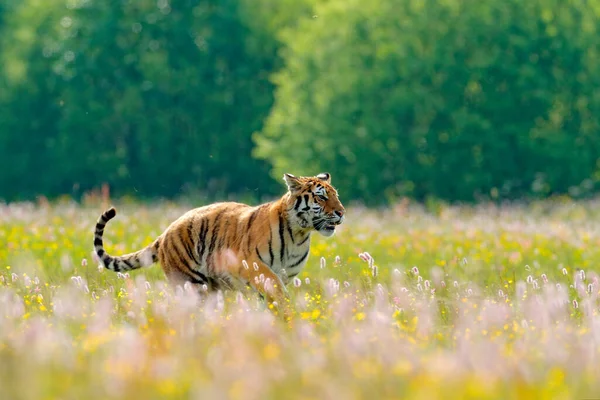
[0,0,65,200]
[255,0,600,203]
[1,0,308,202]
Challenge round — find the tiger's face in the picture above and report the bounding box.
[284,172,346,237]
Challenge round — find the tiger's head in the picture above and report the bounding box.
[284,172,346,237]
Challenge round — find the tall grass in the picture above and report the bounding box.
[1,198,599,399]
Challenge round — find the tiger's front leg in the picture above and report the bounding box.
[236,258,292,321]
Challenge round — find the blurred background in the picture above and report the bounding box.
[1,0,599,206]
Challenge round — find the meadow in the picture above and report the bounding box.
[1,197,600,399]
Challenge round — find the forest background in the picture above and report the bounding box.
[1,0,599,205]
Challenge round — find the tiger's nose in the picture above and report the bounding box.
[335,210,344,218]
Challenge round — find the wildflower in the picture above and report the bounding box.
[11,273,18,282]
[236,292,244,304]
[144,281,151,290]
[573,299,579,309]
[562,268,568,276]
[359,252,372,263]
[242,260,249,270]
[372,265,378,278]
[293,277,301,287]
[400,287,408,293]
[498,289,504,298]
[344,281,350,288]
[556,283,562,291]
[417,276,423,283]
[441,281,446,288]
[532,280,538,290]
[424,280,430,289]
[320,257,326,269]
[417,283,423,292]
[588,283,594,294]
[526,275,533,284]
[201,284,208,292]
[467,288,473,296]
[335,255,341,265]
[579,270,586,281]
[253,263,259,271]
[393,269,401,277]
[216,290,224,310]
[305,277,310,285]
[81,258,88,267]
[541,274,548,284]
[453,281,459,288]
[411,266,419,275]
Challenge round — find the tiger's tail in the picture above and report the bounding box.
[94,207,159,272]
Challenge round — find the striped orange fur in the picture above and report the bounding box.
[93,173,345,316]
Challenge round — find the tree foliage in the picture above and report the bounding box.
[2,0,600,204]
[255,0,600,203]
[0,0,287,201]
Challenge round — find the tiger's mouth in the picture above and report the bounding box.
[323,224,336,232]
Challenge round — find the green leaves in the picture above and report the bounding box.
[255,0,600,204]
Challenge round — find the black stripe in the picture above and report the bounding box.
[171,241,191,270]
[278,214,285,263]
[97,248,105,257]
[94,237,102,247]
[208,211,225,255]
[207,211,225,271]
[171,240,205,282]
[302,195,310,211]
[288,272,299,278]
[293,196,302,211]
[123,259,134,269]
[268,235,274,268]
[197,219,208,261]
[256,247,267,266]
[245,208,260,255]
[298,235,310,246]
[220,219,230,250]
[185,220,200,265]
[288,250,309,268]
[247,208,260,231]
[96,222,105,229]
[152,242,160,262]
[286,223,295,244]
[188,274,208,285]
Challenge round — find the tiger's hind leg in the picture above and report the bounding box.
[157,239,210,296]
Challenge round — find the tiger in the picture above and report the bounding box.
[93,172,345,317]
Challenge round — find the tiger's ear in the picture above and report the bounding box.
[283,173,303,193]
[316,172,331,183]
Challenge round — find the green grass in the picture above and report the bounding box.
[1,197,599,399]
